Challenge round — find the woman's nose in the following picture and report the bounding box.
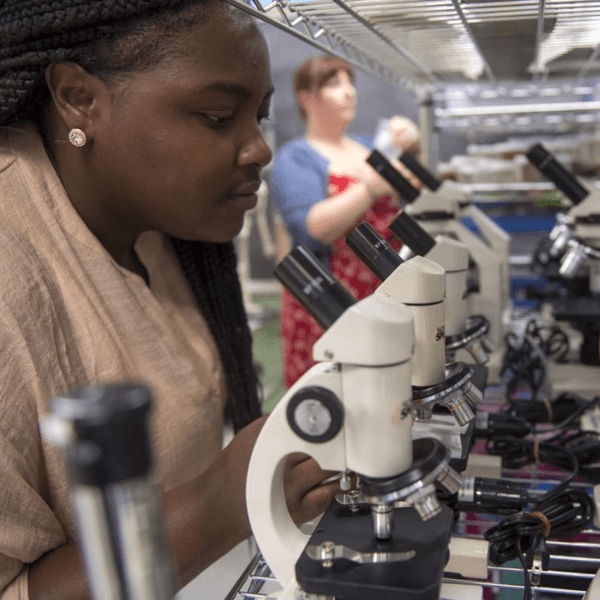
[238,126,273,168]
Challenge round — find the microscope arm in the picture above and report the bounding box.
[459,204,511,306]
[460,204,510,259]
[246,362,347,586]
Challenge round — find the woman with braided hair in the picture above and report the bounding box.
[0,1,340,598]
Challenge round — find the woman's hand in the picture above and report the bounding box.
[283,453,341,525]
[389,116,420,155]
[341,159,398,201]
[220,416,340,535]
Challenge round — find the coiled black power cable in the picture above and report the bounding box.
[484,438,596,600]
[501,319,570,401]
[501,331,547,401]
[508,392,591,425]
[525,320,570,364]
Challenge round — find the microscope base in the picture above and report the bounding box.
[440,583,483,600]
[295,503,454,600]
[547,362,600,400]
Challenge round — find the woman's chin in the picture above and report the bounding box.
[338,110,355,125]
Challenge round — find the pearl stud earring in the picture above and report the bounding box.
[68,128,87,148]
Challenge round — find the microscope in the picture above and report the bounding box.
[396,151,512,383]
[345,221,483,469]
[525,143,600,398]
[40,383,176,600]
[246,246,473,600]
[365,151,496,379]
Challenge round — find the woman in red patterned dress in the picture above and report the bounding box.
[271,56,420,389]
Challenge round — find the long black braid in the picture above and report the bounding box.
[0,0,184,125]
[0,0,262,431]
[171,239,261,431]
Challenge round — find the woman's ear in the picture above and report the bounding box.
[45,62,107,133]
[297,90,315,116]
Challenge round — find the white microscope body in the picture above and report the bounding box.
[379,256,477,458]
[247,247,479,600]
[566,184,600,274]
[546,184,600,399]
[526,144,600,399]
[246,280,416,590]
[345,222,481,461]
[388,210,494,372]
[366,151,498,377]
[403,179,510,384]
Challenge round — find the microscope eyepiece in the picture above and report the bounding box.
[526,143,589,206]
[274,246,356,330]
[346,222,403,282]
[366,149,420,203]
[388,211,436,257]
[399,152,441,192]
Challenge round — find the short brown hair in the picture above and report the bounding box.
[294,55,354,121]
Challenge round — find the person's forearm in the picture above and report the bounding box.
[164,443,251,586]
[28,542,89,600]
[306,181,374,244]
[28,442,251,600]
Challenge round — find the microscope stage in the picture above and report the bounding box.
[295,502,454,600]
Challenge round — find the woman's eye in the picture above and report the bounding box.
[201,114,234,125]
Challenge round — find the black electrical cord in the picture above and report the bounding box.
[501,331,547,402]
[485,485,595,598]
[474,412,533,439]
[507,392,592,425]
[483,396,600,481]
[501,319,571,402]
[525,319,570,364]
[484,441,595,600]
[561,430,600,484]
[486,435,579,475]
[476,395,600,451]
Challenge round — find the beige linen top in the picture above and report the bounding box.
[0,123,227,598]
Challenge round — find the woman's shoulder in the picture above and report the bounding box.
[0,224,44,288]
[0,235,53,333]
[273,138,327,176]
[349,134,374,150]
[275,138,318,160]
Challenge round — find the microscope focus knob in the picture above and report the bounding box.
[287,386,344,443]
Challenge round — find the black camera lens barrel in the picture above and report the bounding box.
[366,149,420,203]
[50,383,153,486]
[399,152,441,191]
[526,143,589,206]
[388,211,437,257]
[346,222,403,282]
[274,246,356,330]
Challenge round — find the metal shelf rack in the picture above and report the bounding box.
[229,1,600,89]
[227,0,600,144]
